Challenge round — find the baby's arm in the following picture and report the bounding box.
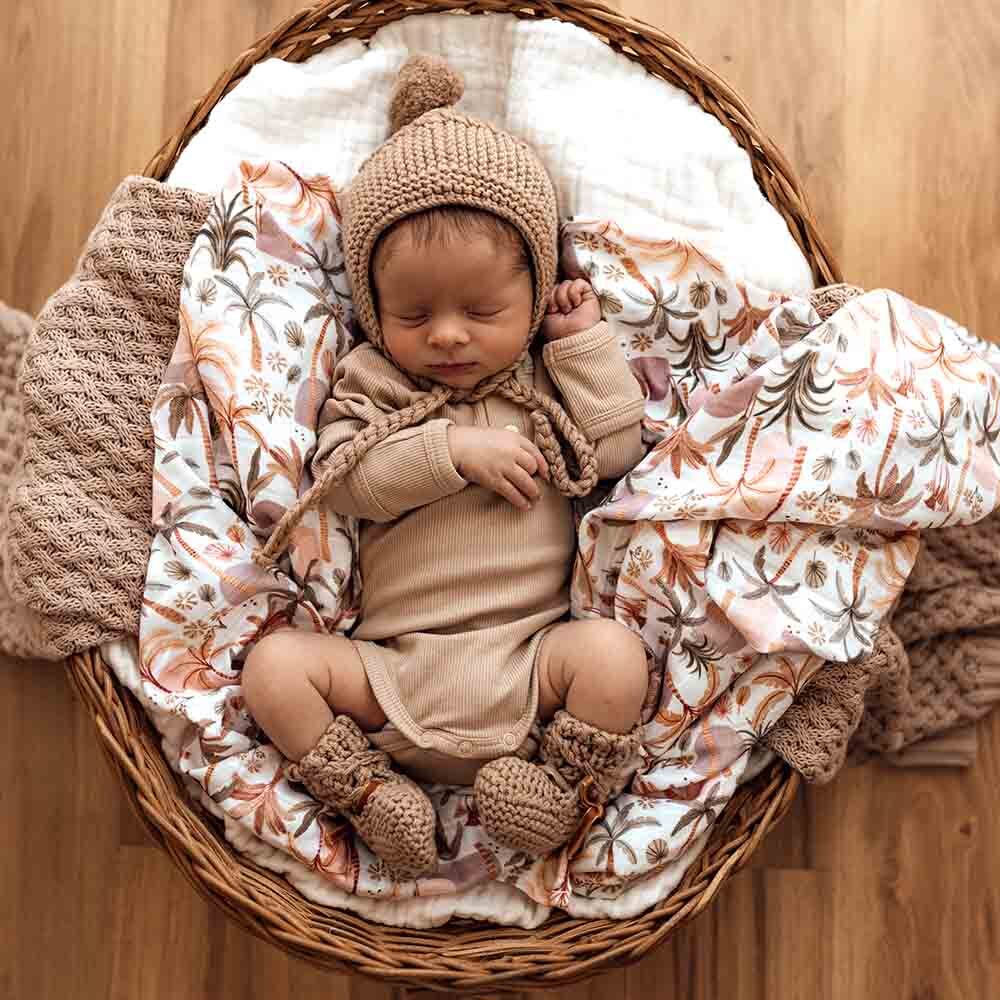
[541,283,646,480]
[312,346,467,523]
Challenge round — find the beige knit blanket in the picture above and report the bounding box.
[0,178,211,658]
[1,175,997,783]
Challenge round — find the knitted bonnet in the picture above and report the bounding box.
[344,53,558,354]
[255,54,599,566]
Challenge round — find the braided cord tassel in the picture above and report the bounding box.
[502,382,599,497]
[251,385,452,568]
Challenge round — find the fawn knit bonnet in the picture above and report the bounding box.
[342,53,559,357]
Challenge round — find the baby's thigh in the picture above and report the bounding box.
[536,618,647,718]
[244,629,385,731]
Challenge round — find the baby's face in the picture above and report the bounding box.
[373,227,534,389]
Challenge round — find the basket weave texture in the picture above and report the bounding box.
[65,0,831,989]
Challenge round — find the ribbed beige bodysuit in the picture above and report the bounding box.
[312,321,646,783]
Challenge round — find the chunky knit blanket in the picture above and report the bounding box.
[765,522,1000,780]
[1,175,999,791]
[0,178,212,658]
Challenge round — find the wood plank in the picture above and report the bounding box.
[843,0,1000,328]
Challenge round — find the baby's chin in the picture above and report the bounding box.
[425,364,498,388]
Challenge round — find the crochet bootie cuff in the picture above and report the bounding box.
[541,710,643,795]
[288,715,390,810]
[288,715,438,879]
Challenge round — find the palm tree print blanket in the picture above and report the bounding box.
[131,159,1000,924]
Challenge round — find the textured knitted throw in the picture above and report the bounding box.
[0,178,211,659]
[764,520,1000,781]
[0,303,49,658]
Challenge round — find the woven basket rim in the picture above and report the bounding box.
[67,0,825,989]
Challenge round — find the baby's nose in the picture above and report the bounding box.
[427,321,470,347]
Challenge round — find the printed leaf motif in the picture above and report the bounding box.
[648,425,713,477]
[194,189,255,275]
[621,276,699,340]
[585,801,659,874]
[732,546,801,621]
[669,783,727,837]
[246,446,278,505]
[754,349,834,437]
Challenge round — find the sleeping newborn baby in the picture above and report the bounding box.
[242,54,649,880]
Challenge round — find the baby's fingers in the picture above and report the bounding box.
[516,440,550,481]
[508,465,541,503]
[493,478,529,510]
[496,469,537,511]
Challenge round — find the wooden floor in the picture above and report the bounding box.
[3,1,999,997]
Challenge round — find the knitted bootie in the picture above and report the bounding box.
[474,710,642,858]
[287,716,438,880]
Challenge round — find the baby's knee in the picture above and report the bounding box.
[579,618,646,662]
[552,619,648,702]
[241,629,305,710]
[586,620,648,692]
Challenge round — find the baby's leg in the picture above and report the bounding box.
[241,629,387,761]
[243,630,436,878]
[475,618,647,856]
[536,618,648,733]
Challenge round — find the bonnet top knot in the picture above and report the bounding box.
[389,54,465,134]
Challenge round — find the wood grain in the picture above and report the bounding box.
[2,1,999,997]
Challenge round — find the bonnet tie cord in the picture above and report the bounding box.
[496,378,599,498]
[252,372,599,569]
[252,383,451,568]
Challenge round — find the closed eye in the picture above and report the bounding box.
[467,308,504,319]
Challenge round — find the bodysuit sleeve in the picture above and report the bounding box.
[541,321,648,480]
[311,346,467,523]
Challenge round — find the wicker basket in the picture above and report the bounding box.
[65,0,831,990]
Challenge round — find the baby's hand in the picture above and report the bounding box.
[541,279,602,342]
[447,425,550,512]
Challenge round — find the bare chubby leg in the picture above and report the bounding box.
[240,629,387,761]
[536,618,649,734]
[243,630,438,878]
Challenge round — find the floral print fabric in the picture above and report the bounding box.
[139,161,1000,917]
[565,222,1000,855]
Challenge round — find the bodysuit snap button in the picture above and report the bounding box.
[418,732,433,749]
[459,740,473,755]
[503,732,517,749]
